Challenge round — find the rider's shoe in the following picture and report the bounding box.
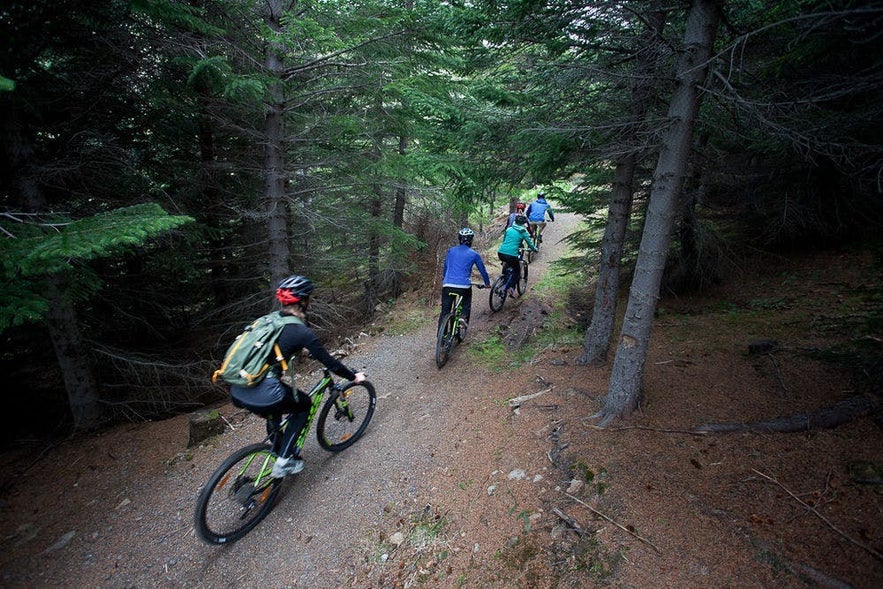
[271,456,304,478]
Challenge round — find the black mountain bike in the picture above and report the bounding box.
[194,369,376,544]
[489,248,529,312]
[436,283,486,368]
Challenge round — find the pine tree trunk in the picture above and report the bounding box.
[394,135,407,228]
[46,274,102,430]
[263,0,291,284]
[579,153,636,365]
[596,0,721,426]
[6,111,102,430]
[579,9,666,366]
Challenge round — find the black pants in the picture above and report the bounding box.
[230,376,312,458]
[439,286,473,330]
[497,252,521,286]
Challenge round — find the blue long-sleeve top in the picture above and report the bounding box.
[442,244,490,288]
[526,197,555,222]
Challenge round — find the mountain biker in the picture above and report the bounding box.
[229,275,366,477]
[504,202,534,238]
[526,192,555,243]
[439,228,491,334]
[497,215,537,297]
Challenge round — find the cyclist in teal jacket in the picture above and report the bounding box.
[497,215,537,296]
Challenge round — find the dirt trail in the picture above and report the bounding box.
[0,212,581,587]
[9,212,879,588]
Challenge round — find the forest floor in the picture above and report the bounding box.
[0,211,882,588]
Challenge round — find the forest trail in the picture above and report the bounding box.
[3,210,881,589]
[0,211,582,587]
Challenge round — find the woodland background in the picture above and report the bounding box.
[1,0,882,444]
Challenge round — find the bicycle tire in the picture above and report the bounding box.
[435,312,455,368]
[194,443,283,545]
[317,380,377,451]
[517,260,528,295]
[489,275,507,312]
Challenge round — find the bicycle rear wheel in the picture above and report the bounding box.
[194,443,283,545]
[435,312,455,368]
[489,275,508,312]
[517,260,528,295]
[317,380,377,451]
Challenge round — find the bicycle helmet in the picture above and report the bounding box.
[515,202,526,212]
[514,214,528,225]
[458,227,475,245]
[275,274,315,305]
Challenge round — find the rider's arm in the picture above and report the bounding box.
[547,206,555,222]
[474,252,491,286]
[301,329,358,381]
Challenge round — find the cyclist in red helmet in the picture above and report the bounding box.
[229,275,366,477]
[504,202,534,238]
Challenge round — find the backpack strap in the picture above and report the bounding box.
[275,314,304,373]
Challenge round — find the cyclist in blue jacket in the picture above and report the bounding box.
[439,228,490,333]
[526,192,555,243]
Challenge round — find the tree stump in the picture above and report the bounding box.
[188,409,225,447]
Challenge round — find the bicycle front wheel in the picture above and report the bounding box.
[489,275,507,312]
[517,260,528,295]
[194,443,283,545]
[435,312,455,368]
[317,380,377,452]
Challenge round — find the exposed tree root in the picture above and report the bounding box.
[693,395,875,434]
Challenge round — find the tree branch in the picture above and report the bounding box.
[752,469,883,562]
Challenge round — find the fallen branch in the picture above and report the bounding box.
[786,561,855,589]
[565,493,661,554]
[694,395,874,434]
[552,507,589,537]
[220,413,236,432]
[752,469,883,563]
[508,387,552,408]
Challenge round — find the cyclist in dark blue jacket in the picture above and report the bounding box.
[439,228,490,333]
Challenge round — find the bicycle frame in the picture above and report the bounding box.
[504,249,527,289]
[290,373,333,451]
[274,369,339,455]
[447,291,464,321]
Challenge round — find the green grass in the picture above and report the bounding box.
[382,308,430,336]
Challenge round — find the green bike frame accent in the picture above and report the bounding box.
[292,374,334,452]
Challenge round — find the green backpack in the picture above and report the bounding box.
[212,313,304,387]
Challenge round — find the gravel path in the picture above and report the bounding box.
[0,212,579,588]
